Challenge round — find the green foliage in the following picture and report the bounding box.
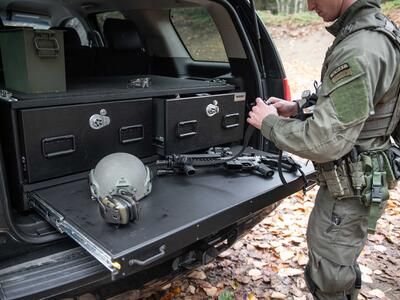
[218,289,235,300]
[257,0,400,26]
[258,10,320,27]
[254,0,277,11]
[170,7,228,62]
[382,0,400,13]
[171,7,211,27]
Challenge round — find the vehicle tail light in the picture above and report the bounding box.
[282,78,292,101]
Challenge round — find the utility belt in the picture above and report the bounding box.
[315,147,399,233]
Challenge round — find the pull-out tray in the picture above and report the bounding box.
[29,151,313,280]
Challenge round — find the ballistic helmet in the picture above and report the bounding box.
[89,153,152,225]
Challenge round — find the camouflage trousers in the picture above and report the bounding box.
[305,186,372,300]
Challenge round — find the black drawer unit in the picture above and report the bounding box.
[0,75,235,211]
[154,92,246,155]
[19,98,154,183]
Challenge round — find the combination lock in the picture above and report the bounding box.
[89,109,111,130]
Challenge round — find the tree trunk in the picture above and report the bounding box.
[275,0,281,13]
[274,0,307,14]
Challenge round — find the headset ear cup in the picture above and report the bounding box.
[98,197,130,225]
[130,200,139,221]
[117,196,139,223]
[113,198,130,225]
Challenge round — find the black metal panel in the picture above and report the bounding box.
[30,153,314,280]
[19,98,154,183]
[154,93,245,155]
[8,75,235,109]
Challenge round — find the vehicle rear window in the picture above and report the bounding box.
[170,7,228,63]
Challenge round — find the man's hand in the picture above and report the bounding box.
[247,98,278,130]
[266,97,298,118]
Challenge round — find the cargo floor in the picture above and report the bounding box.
[30,152,313,280]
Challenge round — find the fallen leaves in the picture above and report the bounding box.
[270,291,287,299]
[275,247,295,262]
[295,252,308,266]
[278,267,304,277]
[366,289,386,299]
[374,245,387,253]
[203,286,218,297]
[109,181,400,300]
[248,268,262,278]
[150,182,400,299]
[187,270,207,280]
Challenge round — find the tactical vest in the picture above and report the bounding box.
[316,13,400,233]
[321,12,400,141]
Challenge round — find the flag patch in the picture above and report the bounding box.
[329,63,352,83]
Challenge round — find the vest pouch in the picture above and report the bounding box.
[323,168,345,198]
[360,154,373,206]
[319,162,354,200]
[360,152,390,206]
[347,160,365,195]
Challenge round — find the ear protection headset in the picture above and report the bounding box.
[94,189,139,225]
[89,153,152,225]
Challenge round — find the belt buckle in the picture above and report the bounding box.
[371,185,383,204]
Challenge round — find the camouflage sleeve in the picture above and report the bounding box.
[261,46,378,163]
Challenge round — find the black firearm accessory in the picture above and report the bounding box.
[155,147,304,179]
[224,156,274,178]
[295,81,319,121]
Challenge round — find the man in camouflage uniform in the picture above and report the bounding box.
[247,0,400,299]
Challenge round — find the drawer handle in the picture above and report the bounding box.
[222,113,240,129]
[120,125,144,144]
[176,120,198,138]
[42,135,76,158]
[129,245,166,266]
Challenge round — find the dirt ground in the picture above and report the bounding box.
[273,28,333,98]
[102,18,400,300]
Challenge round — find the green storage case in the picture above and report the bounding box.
[0,28,66,93]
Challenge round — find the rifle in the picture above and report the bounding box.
[155,148,302,178]
[156,153,275,178]
[156,153,223,176]
[156,148,309,194]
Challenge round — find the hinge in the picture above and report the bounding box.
[0,90,18,102]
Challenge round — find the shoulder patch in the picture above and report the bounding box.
[321,57,370,125]
[329,63,352,83]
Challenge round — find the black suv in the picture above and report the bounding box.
[0,0,312,299]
